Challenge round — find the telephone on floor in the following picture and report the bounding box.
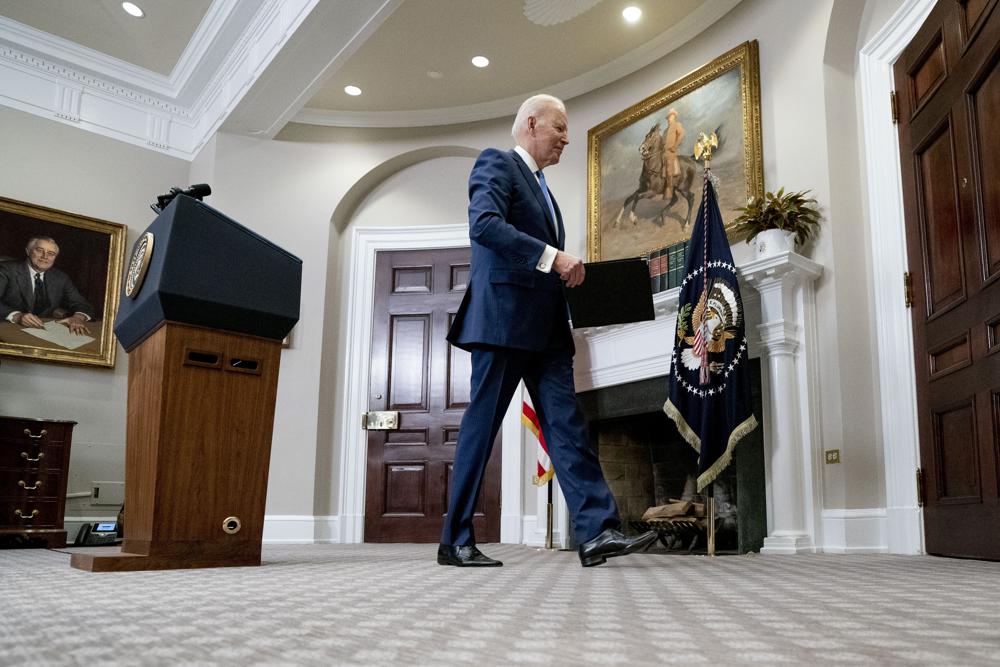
[74,521,121,546]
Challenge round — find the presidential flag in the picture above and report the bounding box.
[522,400,554,486]
[664,174,758,491]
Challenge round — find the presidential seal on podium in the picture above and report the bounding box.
[124,231,154,298]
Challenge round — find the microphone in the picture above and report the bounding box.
[151,183,212,213]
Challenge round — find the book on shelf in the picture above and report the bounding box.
[647,247,664,294]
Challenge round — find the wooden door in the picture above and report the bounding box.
[895,0,1000,559]
[364,247,501,543]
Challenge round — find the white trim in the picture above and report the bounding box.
[522,515,567,549]
[500,384,526,544]
[821,509,888,554]
[293,0,741,128]
[858,0,935,555]
[338,225,479,544]
[262,514,340,544]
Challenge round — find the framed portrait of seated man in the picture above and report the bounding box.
[0,196,126,367]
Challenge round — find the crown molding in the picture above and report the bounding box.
[0,13,175,95]
[0,0,335,160]
[292,0,742,128]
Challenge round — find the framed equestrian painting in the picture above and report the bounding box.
[587,40,764,262]
[0,196,127,367]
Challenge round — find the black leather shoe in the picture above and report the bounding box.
[437,544,503,567]
[578,528,657,567]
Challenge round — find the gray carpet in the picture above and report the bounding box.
[1,544,998,666]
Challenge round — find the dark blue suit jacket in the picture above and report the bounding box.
[0,260,95,320]
[447,148,571,352]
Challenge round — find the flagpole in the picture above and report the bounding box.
[694,130,720,558]
[545,479,554,549]
[706,484,716,557]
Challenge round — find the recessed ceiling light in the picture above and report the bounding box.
[427,70,444,79]
[121,2,145,18]
[471,56,490,68]
[344,85,362,96]
[622,6,642,23]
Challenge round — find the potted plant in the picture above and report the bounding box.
[733,187,821,257]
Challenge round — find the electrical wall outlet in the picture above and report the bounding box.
[824,449,841,464]
[91,481,125,506]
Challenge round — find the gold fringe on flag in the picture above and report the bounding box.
[663,397,758,492]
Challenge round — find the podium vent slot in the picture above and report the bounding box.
[184,350,221,368]
[227,357,261,375]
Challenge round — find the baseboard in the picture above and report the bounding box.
[821,508,888,554]
[522,516,565,548]
[501,513,522,544]
[885,505,923,554]
[262,515,340,544]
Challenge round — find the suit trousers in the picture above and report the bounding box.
[441,345,620,546]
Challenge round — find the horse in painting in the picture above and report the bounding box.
[614,122,697,229]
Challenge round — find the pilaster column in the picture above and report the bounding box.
[741,251,823,554]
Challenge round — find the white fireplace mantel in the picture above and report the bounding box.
[569,250,824,553]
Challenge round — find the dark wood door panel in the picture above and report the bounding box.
[387,313,430,411]
[383,462,428,515]
[932,399,981,502]
[446,314,472,410]
[968,48,1000,281]
[915,122,966,317]
[909,32,948,110]
[365,247,500,543]
[960,0,996,43]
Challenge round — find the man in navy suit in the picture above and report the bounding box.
[439,95,656,567]
[0,236,94,335]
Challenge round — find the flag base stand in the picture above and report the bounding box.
[707,495,716,557]
[545,480,555,550]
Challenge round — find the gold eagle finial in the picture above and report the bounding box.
[693,131,719,167]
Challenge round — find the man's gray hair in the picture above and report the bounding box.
[26,236,58,253]
[511,94,565,139]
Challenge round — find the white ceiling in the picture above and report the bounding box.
[307,0,704,112]
[0,0,742,156]
[0,0,211,76]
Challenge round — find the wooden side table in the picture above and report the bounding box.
[0,416,76,548]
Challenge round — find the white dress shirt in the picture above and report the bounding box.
[513,145,559,274]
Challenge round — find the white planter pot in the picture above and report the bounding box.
[755,229,795,257]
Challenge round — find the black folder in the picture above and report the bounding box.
[565,257,655,328]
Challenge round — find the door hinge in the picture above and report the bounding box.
[916,467,925,507]
[361,411,399,431]
[903,271,914,308]
[890,90,900,125]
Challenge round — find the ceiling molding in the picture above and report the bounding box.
[220,0,401,139]
[0,13,174,95]
[0,0,353,159]
[292,0,742,128]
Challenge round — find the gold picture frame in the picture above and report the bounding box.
[0,196,127,367]
[587,40,764,261]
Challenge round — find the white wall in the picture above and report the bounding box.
[0,105,189,522]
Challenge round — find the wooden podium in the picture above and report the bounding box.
[71,194,300,572]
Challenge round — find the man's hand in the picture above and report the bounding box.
[553,250,585,288]
[16,313,44,329]
[56,314,91,336]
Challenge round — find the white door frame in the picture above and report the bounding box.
[858,0,935,554]
[337,225,525,543]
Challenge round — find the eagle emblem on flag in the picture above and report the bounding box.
[677,278,742,373]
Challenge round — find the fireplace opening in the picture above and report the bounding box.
[577,358,765,554]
